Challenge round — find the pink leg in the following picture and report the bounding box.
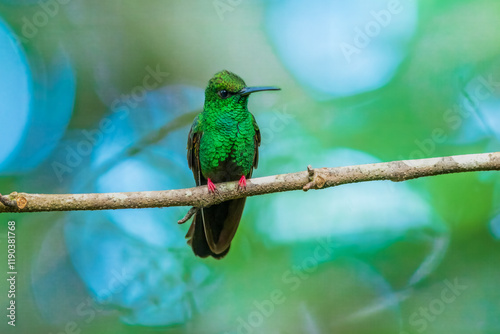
[238,175,247,190]
[207,178,217,193]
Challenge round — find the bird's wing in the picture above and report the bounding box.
[187,115,204,186]
[251,113,261,169]
[186,114,236,259]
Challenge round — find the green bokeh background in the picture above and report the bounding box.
[1,1,500,333]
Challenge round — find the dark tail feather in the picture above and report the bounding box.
[186,212,230,259]
[186,198,246,259]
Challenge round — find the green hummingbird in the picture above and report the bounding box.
[185,70,280,259]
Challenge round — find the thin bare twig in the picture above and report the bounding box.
[1,152,499,213]
[0,194,17,208]
[177,207,199,224]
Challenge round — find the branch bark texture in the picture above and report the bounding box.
[1,152,499,213]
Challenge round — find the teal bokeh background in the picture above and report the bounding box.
[1,1,500,333]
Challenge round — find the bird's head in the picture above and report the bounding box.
[204,70,280,110]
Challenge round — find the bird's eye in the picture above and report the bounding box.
[218,90,230,99]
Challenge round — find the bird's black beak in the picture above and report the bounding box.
[238,86,281,96]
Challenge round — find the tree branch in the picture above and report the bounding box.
[1,152,499,213]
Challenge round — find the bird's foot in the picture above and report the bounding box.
[207,178,218,194]
[237,175,247,191]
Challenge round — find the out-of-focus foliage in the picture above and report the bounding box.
[0,1,499,333]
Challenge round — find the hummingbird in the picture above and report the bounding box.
[185,70,280,259]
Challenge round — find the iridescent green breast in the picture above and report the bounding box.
[199,111,255,180]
